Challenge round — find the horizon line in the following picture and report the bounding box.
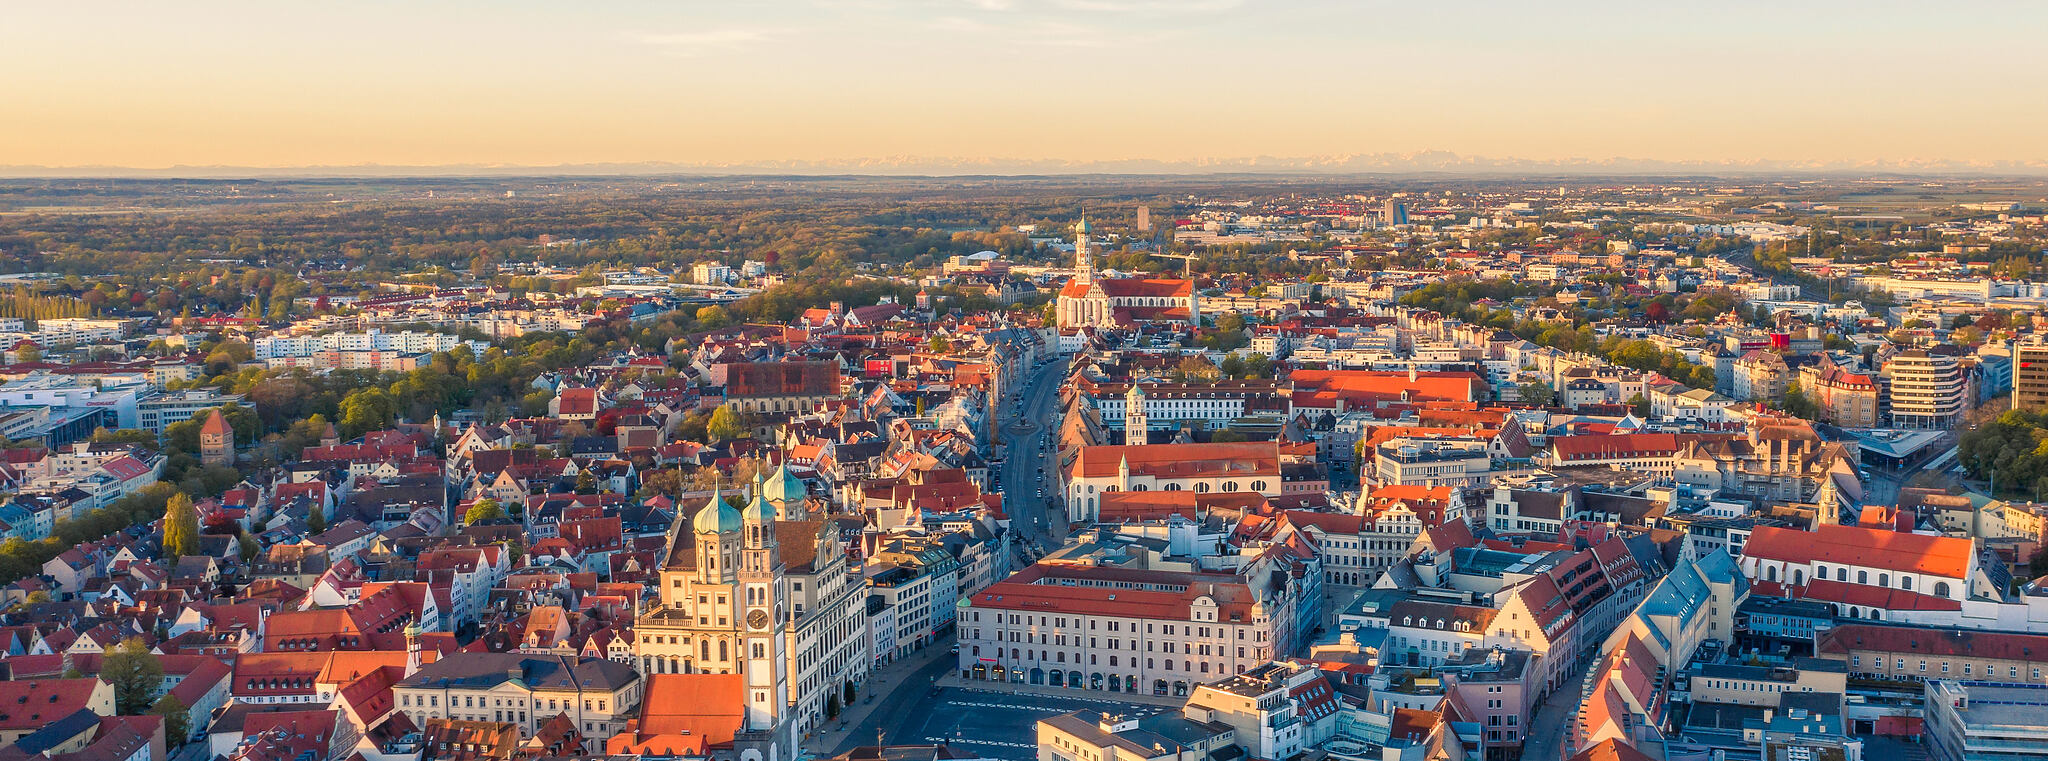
[5,153,2048,181]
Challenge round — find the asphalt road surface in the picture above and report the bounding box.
[882,685,1162,761]
[999,358,1071,555]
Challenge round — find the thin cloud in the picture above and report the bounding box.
[631,28,789,57]
[928,16,994,32]
[1016,27,1114,47]
[1052,0,1242,12]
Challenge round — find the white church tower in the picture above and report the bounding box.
[1125,383,1148,446]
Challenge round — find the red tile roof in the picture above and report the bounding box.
[0,678,104,731]
[722,361,839,398]
[607,673,745,756]
[1744,524,1972,579]
[1096,491,1268,522]
[1072,441,1279,480]
[1288,370,1484,407]
[1819,623,2048,662]
[970,564,1257,623]
[1569,739,1658,761]
[1548,433,1732,461]
[1756,578,1962,612]
[556,387,598,416]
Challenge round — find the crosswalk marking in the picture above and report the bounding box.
[926,737,1036,749]
[940,700,1066,712]
[950,686,1165,707]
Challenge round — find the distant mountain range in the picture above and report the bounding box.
[5,152,2048,178]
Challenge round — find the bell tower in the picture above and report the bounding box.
[1074,218,1094,286]
[739,473,791,757]
[1125,384,1148,446]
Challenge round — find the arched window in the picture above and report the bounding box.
[1133,484,1147,491]
[1935,582,1952,598]
[1222,481,1238,492]
[1858,571,1868,584]
[1836,567,1847,581]
[1902,577,1913,591]
[1879,574,1890,587]
[1793,570,1805,586]
[1767,566,1779,582]
[1165,483,1182,491]
[1195,483,1210,493]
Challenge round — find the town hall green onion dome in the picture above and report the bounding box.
[761,462,807,509]
[745,490,775,522]
[693,487,744,534]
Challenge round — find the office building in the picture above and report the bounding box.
[2015,344,2048,411]
[1884,349,1966,430]
[1925,681,2048,761]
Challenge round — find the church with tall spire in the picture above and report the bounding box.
[1056,217,1199,329]
[634,458,871,760]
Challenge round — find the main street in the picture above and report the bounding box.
[998,355,1072,557]
[805,352,1074,759]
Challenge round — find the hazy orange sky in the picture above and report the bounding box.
[4,0,2044,169]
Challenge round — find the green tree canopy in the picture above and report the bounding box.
[152,695,191,746]
[338,387,399,438]
[465,498,508,525]
[707,405,748,443]
[103,638,165,715]
[161,492,199,560]
[1519,381,1557,407]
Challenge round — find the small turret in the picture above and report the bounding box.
[404,623,422,676]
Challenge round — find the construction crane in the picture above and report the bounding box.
[1149,251,1199,278]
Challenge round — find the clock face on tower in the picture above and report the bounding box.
[747,609,770,630]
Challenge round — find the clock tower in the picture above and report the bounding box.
[739,473,792,760]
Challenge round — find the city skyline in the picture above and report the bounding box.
[5,0,2047,171]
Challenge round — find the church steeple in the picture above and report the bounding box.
[1125,384,1147,446]
[1074,218,1094,285]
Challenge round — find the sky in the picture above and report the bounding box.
[3,0,2045,170]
